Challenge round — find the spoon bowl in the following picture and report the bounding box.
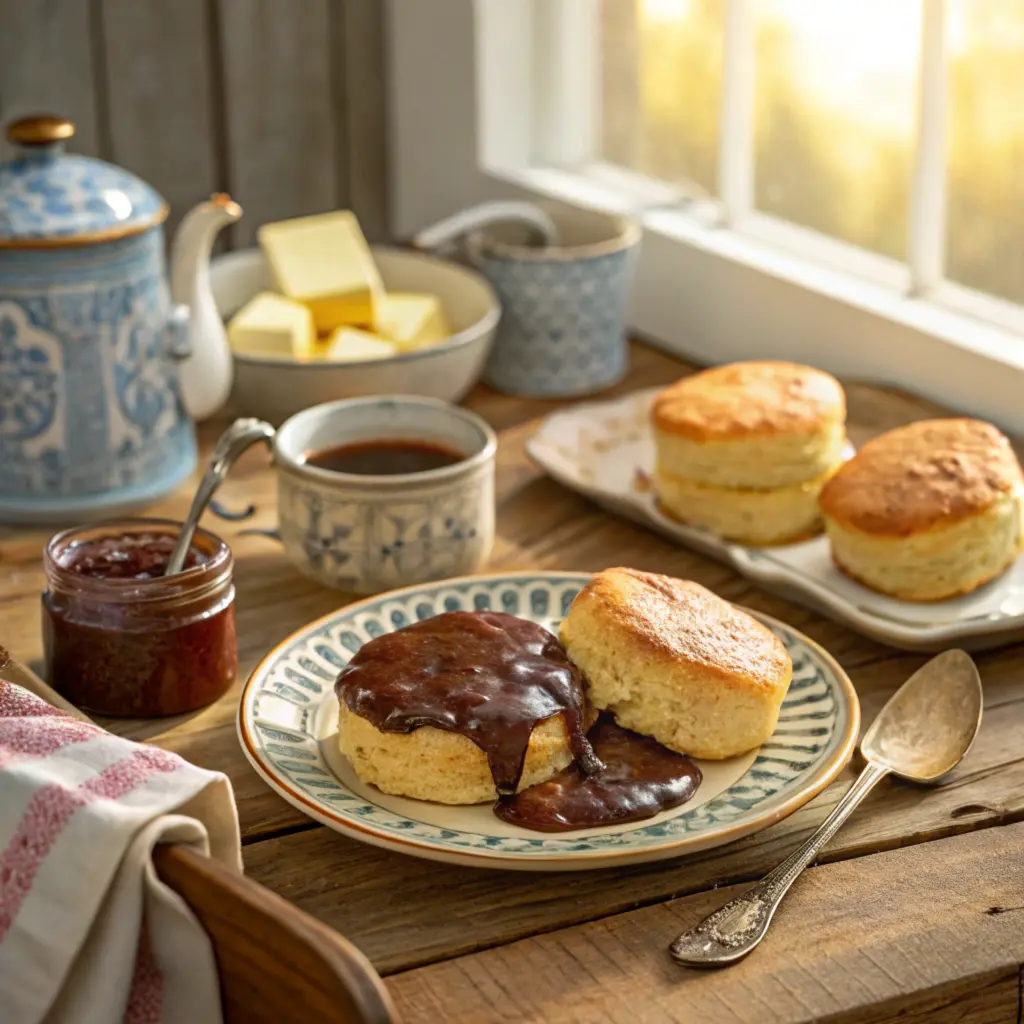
[863,648,982,782]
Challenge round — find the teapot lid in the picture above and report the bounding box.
[0,115,168,247]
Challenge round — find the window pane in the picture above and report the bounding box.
[947,0,1024,305]
[754,0,920,259]
[600,0,723,194]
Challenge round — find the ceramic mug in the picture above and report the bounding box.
[466,204,641,399]
[272,396,497,593]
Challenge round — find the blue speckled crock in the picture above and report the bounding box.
[0,119,195,523]
[470,207,641,399]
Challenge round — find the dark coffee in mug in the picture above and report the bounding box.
[303,439,464,476]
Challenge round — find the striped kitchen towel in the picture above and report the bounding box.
[0,679,241,1024]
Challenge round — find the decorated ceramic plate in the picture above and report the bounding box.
[526,388,1024,652]
[238,572,858,871]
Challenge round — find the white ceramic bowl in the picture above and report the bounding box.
[209,247,500,424]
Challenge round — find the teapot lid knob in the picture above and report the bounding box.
[6,114,75,147]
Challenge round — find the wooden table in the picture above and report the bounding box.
[3,342,1024,1023]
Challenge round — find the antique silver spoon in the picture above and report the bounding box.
[165,417,276,575]
[669,648,983,968]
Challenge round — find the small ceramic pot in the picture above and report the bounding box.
[273,396,496,593]
[468,205,641,398]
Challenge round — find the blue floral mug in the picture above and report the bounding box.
[467,205,641,398]
[273,396,496,594]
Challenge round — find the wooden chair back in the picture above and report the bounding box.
[154,844,398,1024]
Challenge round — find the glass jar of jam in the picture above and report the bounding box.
[42,519,237,717]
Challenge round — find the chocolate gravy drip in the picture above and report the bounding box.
[335,611,601,795]
[495,717,702,832]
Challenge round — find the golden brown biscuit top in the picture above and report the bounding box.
[818,418,1023,536]
[566,568,791,693]
[651,361,845,440]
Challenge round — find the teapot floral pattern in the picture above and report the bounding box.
[0,312,58,441]
[0,231,195,520]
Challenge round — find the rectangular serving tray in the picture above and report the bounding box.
[526,388,1024,652]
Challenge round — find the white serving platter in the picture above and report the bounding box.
[526,388,1024,652]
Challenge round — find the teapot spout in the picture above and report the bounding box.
[170,194,243,421]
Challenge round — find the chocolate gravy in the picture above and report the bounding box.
[335,610,601,795]
[495,717,702,832]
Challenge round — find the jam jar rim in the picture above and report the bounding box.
[44,517,233,607]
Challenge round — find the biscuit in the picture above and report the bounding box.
[819,418,1024,600]
[560,569,792,760]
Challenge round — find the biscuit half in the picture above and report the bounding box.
[654,463,839,545]
[339,704,594,805]
[560,569,792,760]
[652,361,846,489]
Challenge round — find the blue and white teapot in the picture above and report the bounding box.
[0,114,241,524]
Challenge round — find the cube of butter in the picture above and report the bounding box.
[377,292,450,352]
[228,292,316,359]
[257,211,384,332]
[325,327,399,363]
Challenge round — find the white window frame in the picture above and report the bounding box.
[386,0,1024,434]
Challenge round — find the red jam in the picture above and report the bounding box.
[42,519,237,717]
[60,532,206,579]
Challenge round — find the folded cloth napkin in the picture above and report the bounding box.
[0,679,242,1024]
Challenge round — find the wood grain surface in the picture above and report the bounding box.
[386,823,1024,1024]
[2,342,1023,1023]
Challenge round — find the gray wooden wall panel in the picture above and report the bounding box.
[0,0,389,243]
[337,0,389,243]
[99,0,221,239]
[0,0,100,161]
[217,0,341,248]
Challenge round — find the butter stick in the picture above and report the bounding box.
[377,292,450,352]
[228,291,316,359]
[325,326,399,363]
[258,211,384,332]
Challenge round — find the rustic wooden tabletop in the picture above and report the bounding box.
[3,342,1023,1023]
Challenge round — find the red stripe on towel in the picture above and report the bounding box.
[122,917,164,1024]
[0,717,103,769]
[0,748,181,940]
[0,681,69,719]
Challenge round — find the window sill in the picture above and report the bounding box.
[485,161,1024,435]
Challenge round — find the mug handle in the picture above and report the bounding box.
[411,200,559,253]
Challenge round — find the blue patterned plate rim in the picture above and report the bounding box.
[238,571,861,870]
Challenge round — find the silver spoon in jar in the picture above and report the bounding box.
[165,417,276,575]
[669,648,983,968]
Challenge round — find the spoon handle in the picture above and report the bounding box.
[166,418,276,575]
[669,760,889,967]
